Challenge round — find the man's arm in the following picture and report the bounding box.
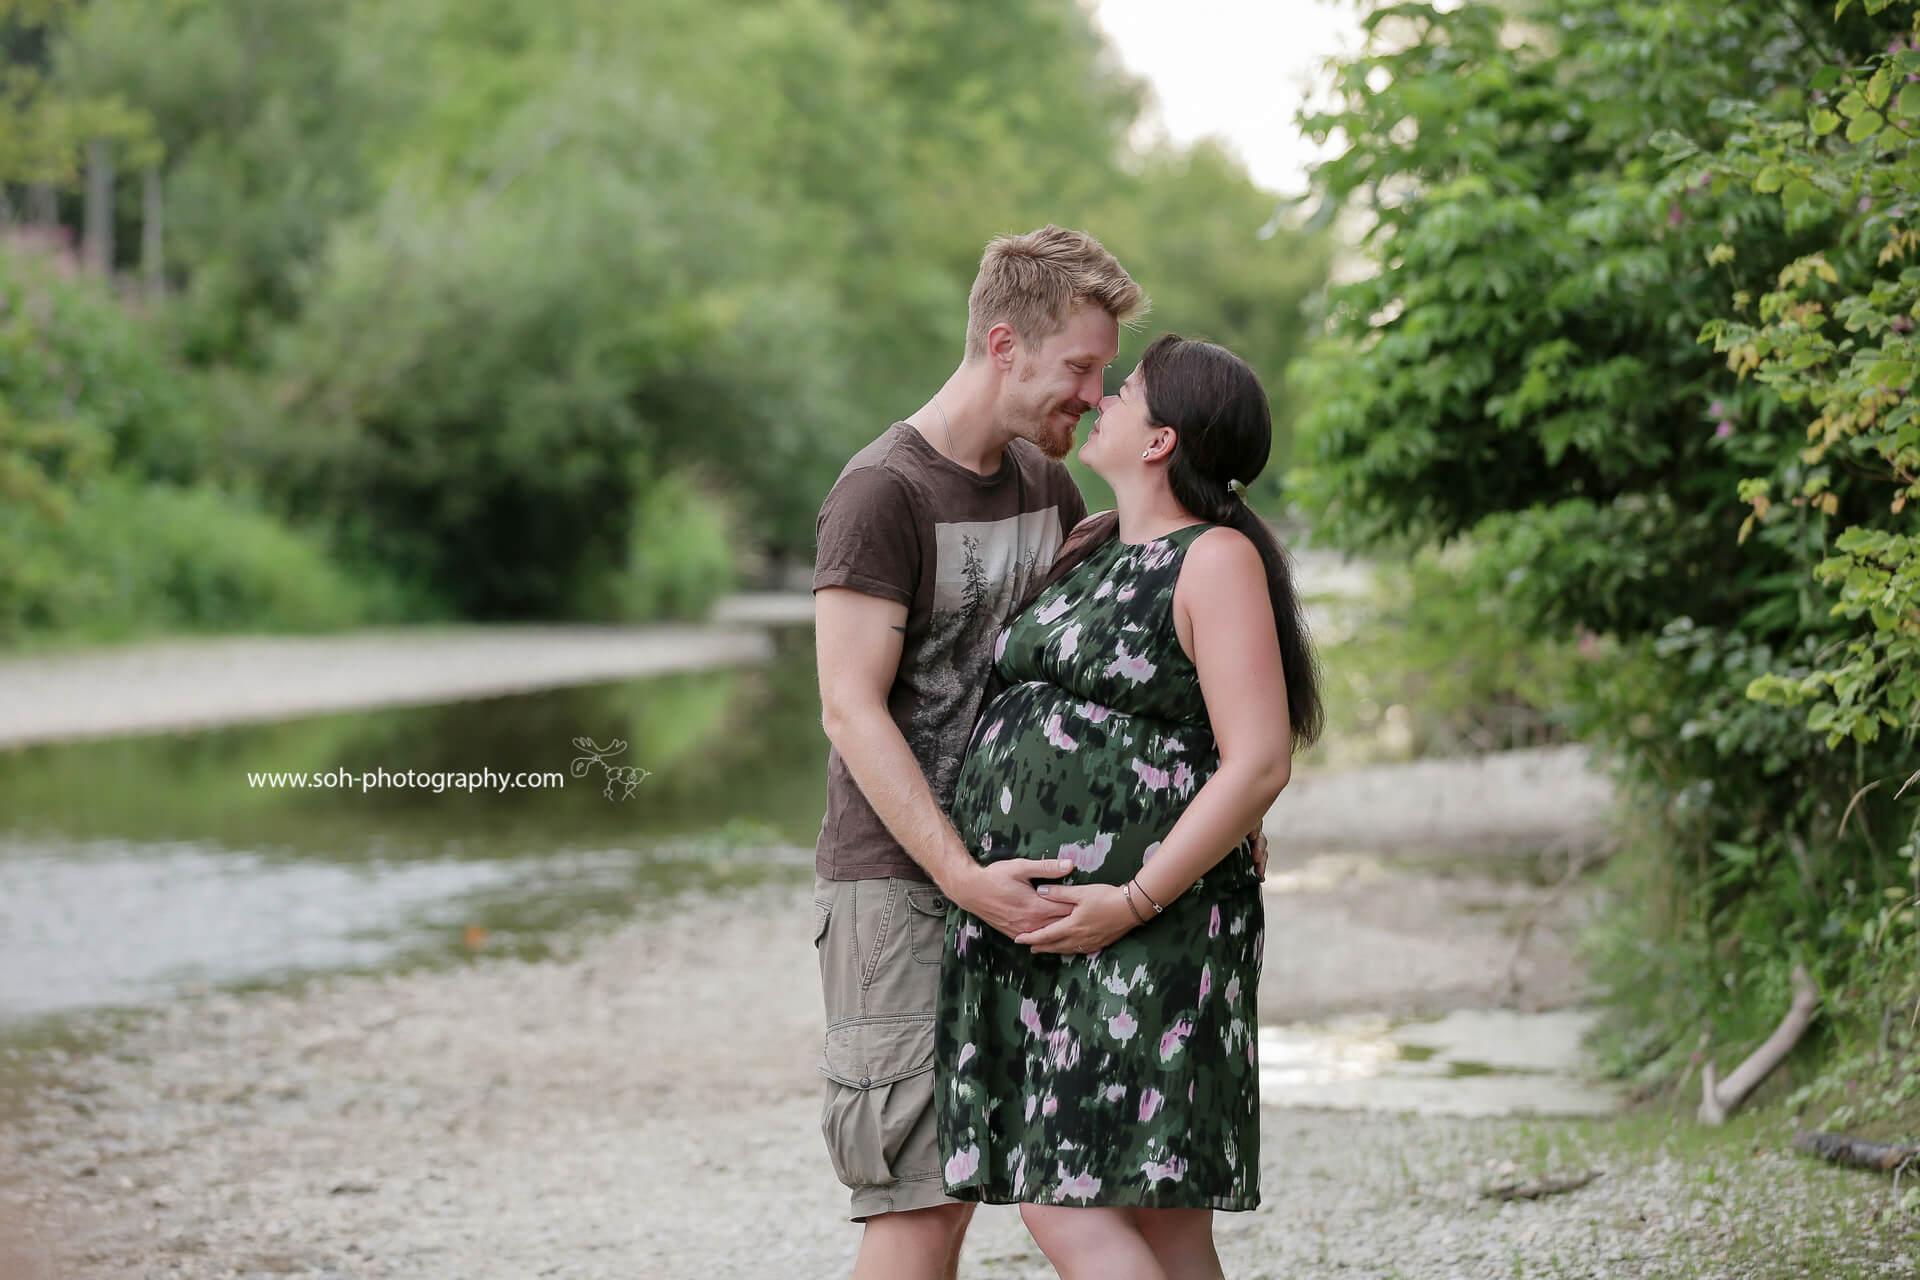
[815,585,1069,937]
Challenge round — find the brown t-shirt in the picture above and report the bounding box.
[813,422,1088,881]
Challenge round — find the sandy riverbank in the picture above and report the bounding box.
[0,624,774,750]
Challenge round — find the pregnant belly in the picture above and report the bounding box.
[949,680,1218,889]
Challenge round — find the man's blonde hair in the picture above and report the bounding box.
[964,225,1147,360]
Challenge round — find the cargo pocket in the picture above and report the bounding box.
[812,898,831,951]
[903,885,949,965]
[817,1012,936,1189]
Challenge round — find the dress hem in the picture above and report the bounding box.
[943,1185,1260,1214]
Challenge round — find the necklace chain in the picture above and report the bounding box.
[931,395,956,460]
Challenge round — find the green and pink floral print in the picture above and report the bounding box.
[937,522,1264,1211]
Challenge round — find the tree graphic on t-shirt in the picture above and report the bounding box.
[1018,547,1040,601]
[960,533,989,620]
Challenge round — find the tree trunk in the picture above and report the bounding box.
[83,140,114,277]
[142,168,164,299]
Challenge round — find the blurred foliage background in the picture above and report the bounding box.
[0,0,1328,641]
[1296,0,1918,1133]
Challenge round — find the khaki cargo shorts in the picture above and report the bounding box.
[812,874,962,1222]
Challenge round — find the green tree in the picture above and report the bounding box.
[1296,0,1917,1083]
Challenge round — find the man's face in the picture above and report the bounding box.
[1003,305,1121,460]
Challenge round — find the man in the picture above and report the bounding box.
[810,224,1135,1279]
[810,226,1263,1279]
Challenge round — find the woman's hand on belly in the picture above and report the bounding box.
[1014,882,1139,955]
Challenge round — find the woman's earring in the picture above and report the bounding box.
[1141,449,1150,459]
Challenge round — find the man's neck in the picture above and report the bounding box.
[911,367,1013,475]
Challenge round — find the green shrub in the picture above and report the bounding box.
[574,468,739,623]
[0,240,210,512]
[0,478,392,647]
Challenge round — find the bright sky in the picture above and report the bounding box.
[1088,0,1365,197]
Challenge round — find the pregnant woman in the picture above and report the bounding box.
[935,334,1322,1279]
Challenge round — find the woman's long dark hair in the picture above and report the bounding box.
[1014,333,1323,748]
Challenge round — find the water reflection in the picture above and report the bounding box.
[0,629,825,1020]
[1258,1008,1620,1117]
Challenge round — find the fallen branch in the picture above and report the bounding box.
[1480,1170,1602,1201]
[1791,1131,1920,1174]
[1698,964,1820,1125]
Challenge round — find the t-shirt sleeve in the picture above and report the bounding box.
[813,465,918,607]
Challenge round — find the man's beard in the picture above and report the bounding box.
[1007,367,1080,460]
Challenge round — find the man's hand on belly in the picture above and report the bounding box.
[951,858,1074,938]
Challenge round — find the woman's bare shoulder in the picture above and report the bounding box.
[1181,525,1262,583]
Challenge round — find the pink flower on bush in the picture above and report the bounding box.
[1056,622,1081,660]
[1043,712,1079,751]
[1198,964,1212,1004]
[1042,1095,1059,1117]
[1077,699,1112,723]
[1035,594,1072,625]
[1173,761,1195,796]
[1138,1087,1164,1122]
[1107,1010,1138,1043]
[956,1042,976,1071]
[1225,975,1242,1006]
[1208,905,1221,938]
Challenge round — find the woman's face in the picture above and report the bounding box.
[1080,361,1163,476]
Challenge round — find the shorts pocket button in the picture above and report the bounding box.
[860,1076,871,1088]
